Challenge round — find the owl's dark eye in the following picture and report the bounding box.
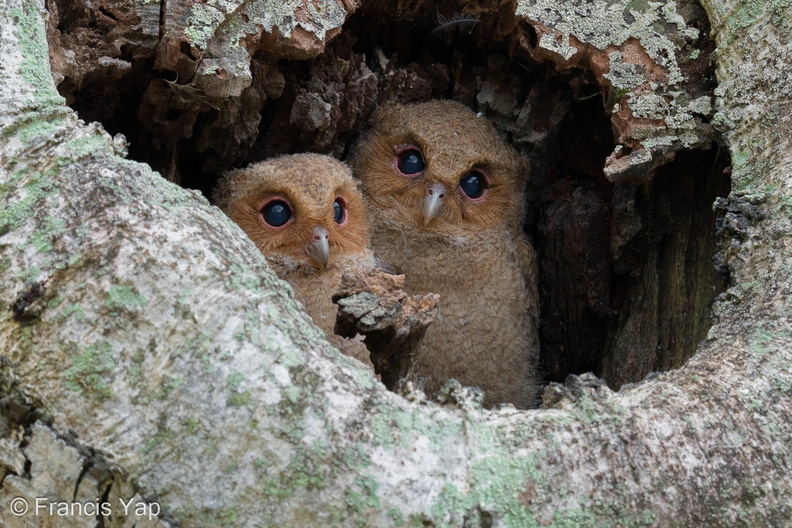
[397,148,425,175]
[333,197,347,225]
[261,199,292,227]
[459,171,489,200]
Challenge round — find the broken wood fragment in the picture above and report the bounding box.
[333,269,438,390]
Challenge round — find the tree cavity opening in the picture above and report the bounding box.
[46,0,731,392]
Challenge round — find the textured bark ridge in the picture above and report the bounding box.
[2,0,792,527]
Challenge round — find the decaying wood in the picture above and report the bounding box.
[333,269,439,390]
[1,0,791,527]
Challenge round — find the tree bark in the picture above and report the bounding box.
[1,1,791,528]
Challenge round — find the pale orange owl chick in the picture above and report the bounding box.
[349,100,540,408]
[213,153,375,370]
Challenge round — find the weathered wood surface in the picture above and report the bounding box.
[333,269,439,390]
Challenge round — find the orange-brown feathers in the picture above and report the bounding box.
[214,153,370,276]
[214,153,375,370]
[350,99,527,239]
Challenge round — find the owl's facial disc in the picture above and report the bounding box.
[422,182,447,226]
[305,226,330,270]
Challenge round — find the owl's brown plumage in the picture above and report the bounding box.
[214,153,375,369]
[349,100,540,407]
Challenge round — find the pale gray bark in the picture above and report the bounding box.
[1,1,791,528]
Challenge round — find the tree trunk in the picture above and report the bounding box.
[1,1,791,527]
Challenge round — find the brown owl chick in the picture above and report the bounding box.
[349,100,540,408]
[213,153,375,369]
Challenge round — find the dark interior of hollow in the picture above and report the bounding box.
[53,2,731,392]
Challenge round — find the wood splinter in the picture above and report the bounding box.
[333,269,438,390]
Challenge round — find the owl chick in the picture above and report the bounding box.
[213,154,375,369]
[349,100,540,408]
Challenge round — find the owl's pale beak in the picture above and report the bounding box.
[306,226,330,270]
[422,182,447,226]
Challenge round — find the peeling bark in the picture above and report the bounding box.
[333,268,439,390]
[1,1,792,527]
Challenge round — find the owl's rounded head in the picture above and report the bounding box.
[214,154,369,274]
[349,100,528,237]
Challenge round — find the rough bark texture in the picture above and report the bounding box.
[333,269,439,390]
[1,1,791,528]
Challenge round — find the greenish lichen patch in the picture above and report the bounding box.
[407,513,435,527]
[0,257,11,277]
[223,257,272,292]
[180,416,202,434]
[0,168,59,232]
[712,0,790,38]
[270,335,309,370]
[27,215,66,254]
[177,332,211,359]
[416,411,467,452]
[159,375,182,399]
[184,3,227,49]
[141,429,175,456]
[368,410,429,450]
[262,444,331,500]
[226,372,245,391]
[61,135,114,163]
[0,108,73,149]
[747,324,792,399]
[458,429,560,527]
[428,482,466,520]
[11,116,65,143]
[227,391,254,408]
[105,285,147,312]
[63,341,116,400]
[387,507,405,526]
[344,475,381,513]
[45,295,61,310]
[10,3,64,105]
[341,444,372,473]
[729,151,771,193]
